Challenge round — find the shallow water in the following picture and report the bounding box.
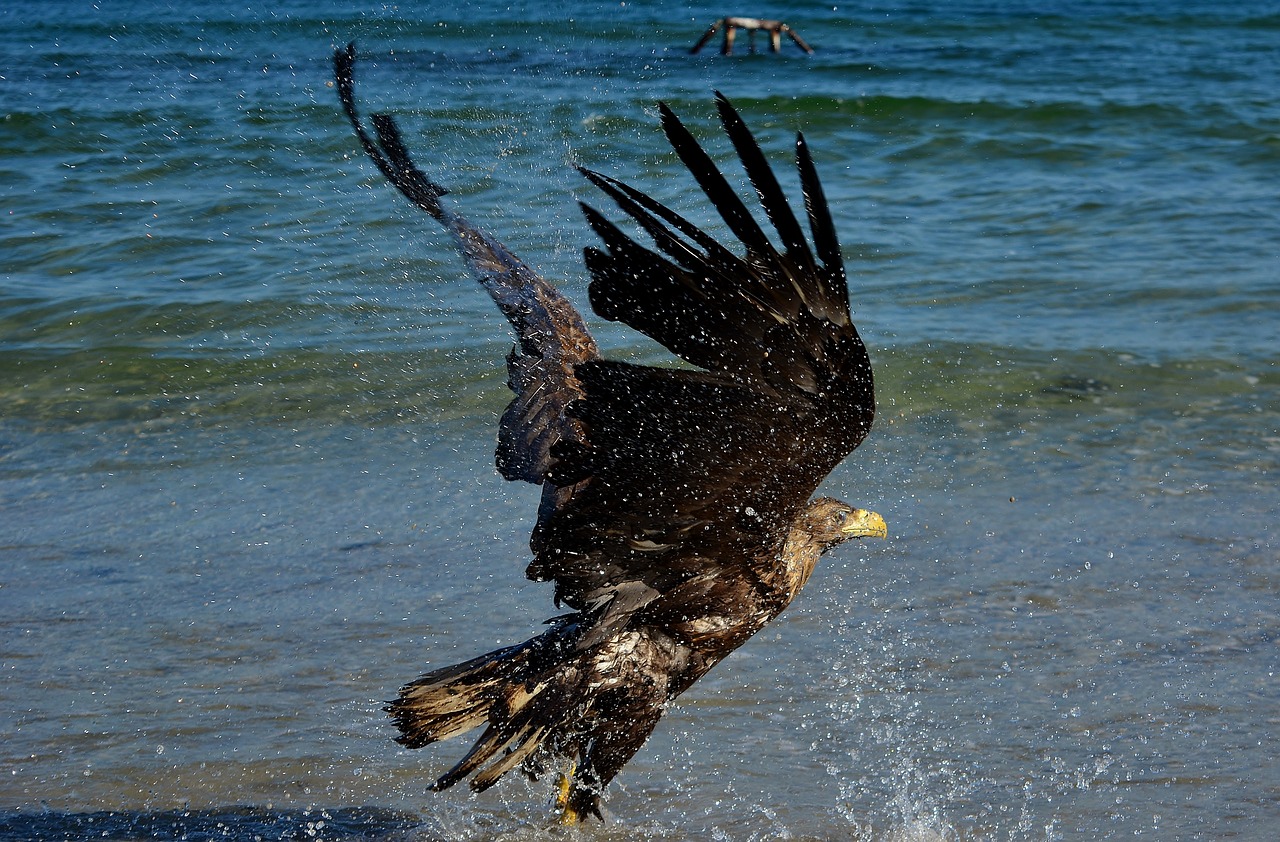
[2,1,1278,839]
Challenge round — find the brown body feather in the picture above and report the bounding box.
[336,44,882,820]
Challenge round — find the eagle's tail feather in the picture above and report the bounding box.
[386,639,531,749]
[386,626,579,795]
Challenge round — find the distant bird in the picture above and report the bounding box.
[334,43,883,822]
[690,17,816,55]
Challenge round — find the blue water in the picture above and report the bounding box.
[2,2,1278,840]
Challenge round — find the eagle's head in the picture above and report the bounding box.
[802,497,887,550]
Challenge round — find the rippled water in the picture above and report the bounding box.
[2,1,1278,839]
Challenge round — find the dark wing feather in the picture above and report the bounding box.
[714,93,817,278]
[578,167,742,270]
[795,131,851,323]
[578,207,773,380]
[334,45,598,485]
[658,101,776,264]
[334,44,448,220]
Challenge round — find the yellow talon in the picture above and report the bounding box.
[555,764,580,824]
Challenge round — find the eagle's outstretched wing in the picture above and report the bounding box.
[336,43,597,488]
[530,96,874,609]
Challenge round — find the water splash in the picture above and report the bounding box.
[820,591,971,841]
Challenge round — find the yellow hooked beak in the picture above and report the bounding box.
[842,508,887,539]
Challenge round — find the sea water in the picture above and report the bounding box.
[2,1,1277,839]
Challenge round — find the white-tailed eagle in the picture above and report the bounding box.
[335,44,883,822]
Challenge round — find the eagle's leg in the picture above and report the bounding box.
[553,759,605,823]
[554,762,578,824]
